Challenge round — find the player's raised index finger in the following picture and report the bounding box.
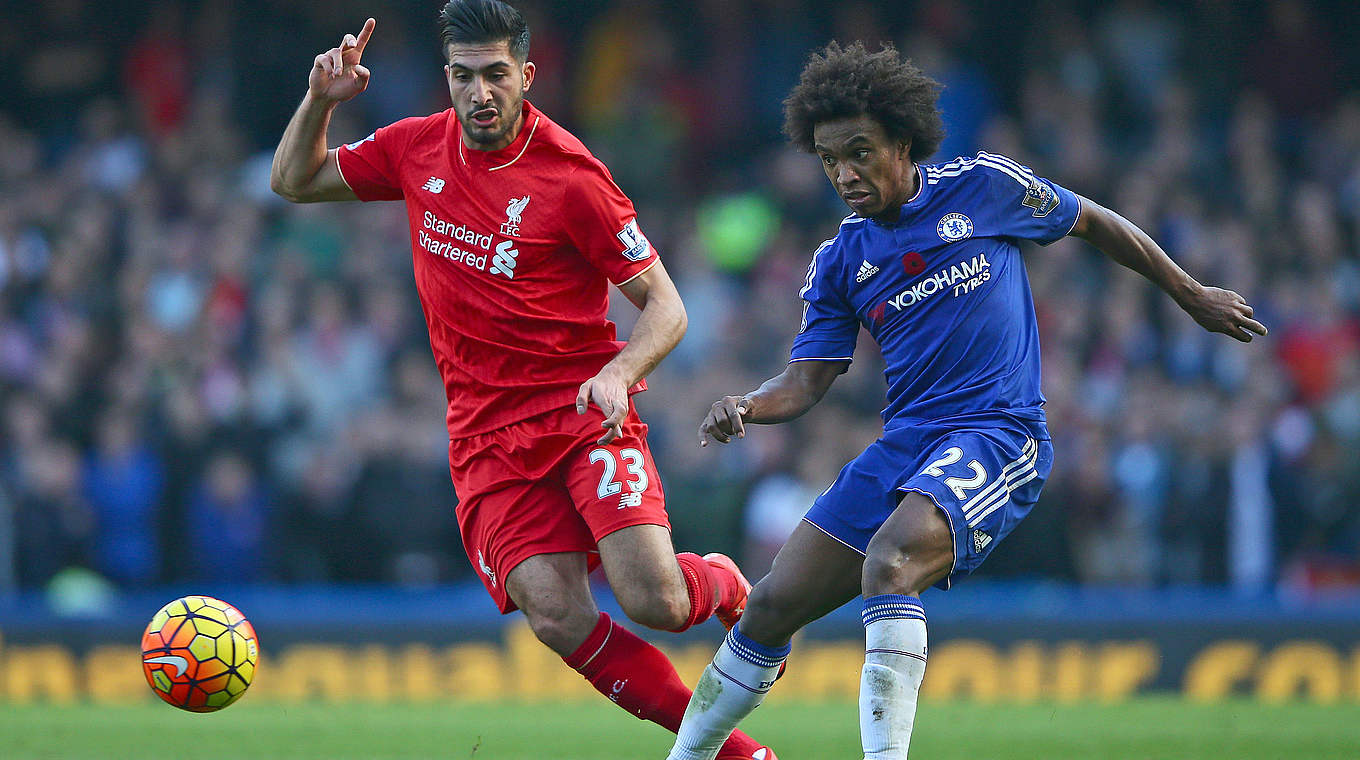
[355,17,376,54]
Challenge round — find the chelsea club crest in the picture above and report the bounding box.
[937,213,973,242]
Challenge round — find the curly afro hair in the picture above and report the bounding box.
[783,41,945,162]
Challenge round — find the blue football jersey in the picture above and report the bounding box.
[791,152,1080,429]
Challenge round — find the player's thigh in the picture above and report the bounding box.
[893,430,1052,591]
[453,464,596,614]
[595,523,686,610]
[504,551,599,652]
[862,492,955,596]
[742,520,865,645]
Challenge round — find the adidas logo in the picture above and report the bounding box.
[855,260,880,283]
[973,529,993,553]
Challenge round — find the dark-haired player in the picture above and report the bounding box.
[270,3,774,757]
[666,41,1266,760]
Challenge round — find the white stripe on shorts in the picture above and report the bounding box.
[960,438,1036,517]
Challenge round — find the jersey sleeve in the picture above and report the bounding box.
[562,159,658,285]
[790,240,858,364]
[335,117,424,202]
[975,152,1081,245]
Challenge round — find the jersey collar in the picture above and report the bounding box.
[452,99,542,173]
[862,164,927,228]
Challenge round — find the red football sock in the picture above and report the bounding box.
[673,552,719,631]
[564,612,764,759]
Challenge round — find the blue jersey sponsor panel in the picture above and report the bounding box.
[790,151,1080,428]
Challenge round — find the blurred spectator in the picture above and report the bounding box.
[81,409,164,587]
[349,350,462,586]
[186,450,271,583]
[124,1,191,138]
[13,441,94,589]
[1247,0,1341,123]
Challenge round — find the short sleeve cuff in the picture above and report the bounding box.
[613,256,658,286]
[790,337,855,364]
[336,143,404,202]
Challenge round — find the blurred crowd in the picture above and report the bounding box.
[1,0,1357,598]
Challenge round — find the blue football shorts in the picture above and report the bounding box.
[802,419,1054,590]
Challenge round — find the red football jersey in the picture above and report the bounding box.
[336,101,657,438]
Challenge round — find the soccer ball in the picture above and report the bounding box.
[141,595,259,712]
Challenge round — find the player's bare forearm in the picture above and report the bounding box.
[579,262,686,444]
[1070,195,1199,303]
[270,96,349,203]
[700,359,847,446]
[607,262,687,387]
[743,360,847,424]
[1070,195,1267,342]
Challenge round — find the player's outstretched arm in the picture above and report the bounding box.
[699,359,849,447]
[1070,195,1268,342]
[270,18,376,203]
[576,261,687,445]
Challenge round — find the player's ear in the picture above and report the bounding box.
[899,139,912,159]
[521,60,535,92]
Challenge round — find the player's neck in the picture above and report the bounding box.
[870,162,920,225]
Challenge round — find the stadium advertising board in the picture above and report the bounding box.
[2,619,1358,704]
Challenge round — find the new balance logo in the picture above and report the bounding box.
[421,177,446,194]
[973,529,993,553]
[619,491,644,509]
[855,260,880,283]
[489,240,519,279]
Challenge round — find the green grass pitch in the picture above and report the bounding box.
[3,698,1358,759]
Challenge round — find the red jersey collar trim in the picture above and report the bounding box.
[454,100,541,172]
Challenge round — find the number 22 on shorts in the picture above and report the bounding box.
[589,448,649,508]
[922,446,988,500]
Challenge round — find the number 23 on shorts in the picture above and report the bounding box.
[589,447,649,508]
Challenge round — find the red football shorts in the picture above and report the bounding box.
[449,404,669,613]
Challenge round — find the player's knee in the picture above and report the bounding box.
[616,582,689,631]
[862,533,953,597]
[739,581,804,645]
[519,598,598,655]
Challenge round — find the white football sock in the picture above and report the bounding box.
[667,627,789,760]
[860,595,928,760]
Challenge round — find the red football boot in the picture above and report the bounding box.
[716,744,778,760]
[703,552,751,630]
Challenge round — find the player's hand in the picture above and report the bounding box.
[699,396,749,447]
[576,368,631,445]
[1181,285,1268,342]
[309,18,375,104]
